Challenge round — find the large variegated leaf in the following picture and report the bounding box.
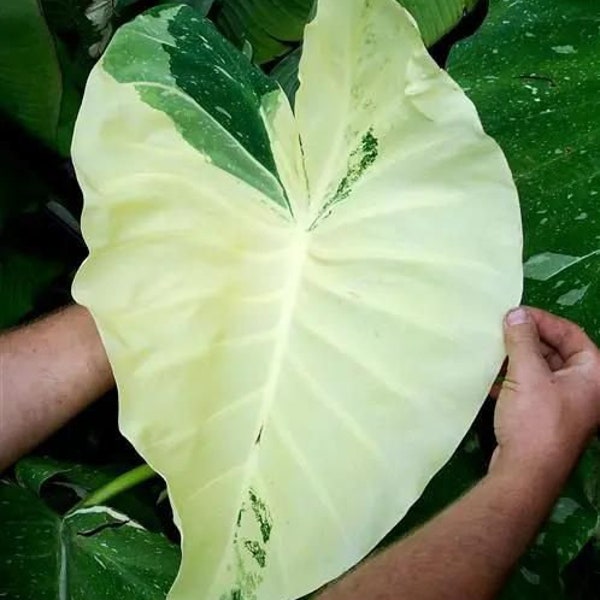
[72,1,522,599]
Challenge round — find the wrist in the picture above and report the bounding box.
[489,447,576,497]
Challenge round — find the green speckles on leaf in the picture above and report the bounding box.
[556,285,590,307]
[102,5,177,80]
[249,489,272,544]
[449,0,600,344]
[243,540,266,568]
[226,489,273,598]
[550,497,582,525]
[220,588,243,600]
[334,128,379,203]
[524,252,584,282]
[163,6,278,175]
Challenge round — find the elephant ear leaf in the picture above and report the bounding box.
[72,1,522,599]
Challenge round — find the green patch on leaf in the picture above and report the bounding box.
[101,4,288,208]
[334,128,379,203]
[164,6,279,176]
[249,489,272,545]
[244,539,267,568]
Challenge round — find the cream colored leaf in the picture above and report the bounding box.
[72,2,522,599]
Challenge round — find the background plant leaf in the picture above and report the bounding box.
[0,479,180,600]
[0,133,72,328]
[449,0,600,343]
[401,0,480,47]
[211,0,313,64]
[0,0,63,148]
[0,247,63,329]
[15,456,164,530]
[270,46,301,104]
[449,1,600,591]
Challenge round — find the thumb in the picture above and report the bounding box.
[504,307,547,379]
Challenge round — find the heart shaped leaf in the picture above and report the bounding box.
[72,1,522,598]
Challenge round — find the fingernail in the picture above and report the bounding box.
[506,307,529,326]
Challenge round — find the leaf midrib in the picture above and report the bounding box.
[206,226,310,597]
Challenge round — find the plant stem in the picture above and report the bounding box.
[77,464,157,510]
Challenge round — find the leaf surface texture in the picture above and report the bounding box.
[73,1,522,598]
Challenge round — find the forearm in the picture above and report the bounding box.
[318,463,570,600]
[0,305,113,471]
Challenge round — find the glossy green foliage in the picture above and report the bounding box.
[0,250,62,328]
[0,0,62,148]
[14,457,164,530]
[450,0,600,592]
[449,0,600,343]
[0,137,65,328]
[401,0,479,47]
[212,0,313,63]
[0,459,180,600]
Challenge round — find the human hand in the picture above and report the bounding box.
[490,307,600,484]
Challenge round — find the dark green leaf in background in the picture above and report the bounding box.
[212,0,313,64]
[450,2,600,592]
[539,445,600,570]
[40,0,117,153]
[0,474,179,600]
[15,457,164,531]
[449,0,600,343]
[270,46,301,104]
[42,0,111,60]
[0,125,68,327]
[0,139,49,226]
[401,0,480,47]
[0,248,62,329]
[0,0,63,148]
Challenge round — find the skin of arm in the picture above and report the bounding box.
[317,307,600,600]
[0,304,113,471]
